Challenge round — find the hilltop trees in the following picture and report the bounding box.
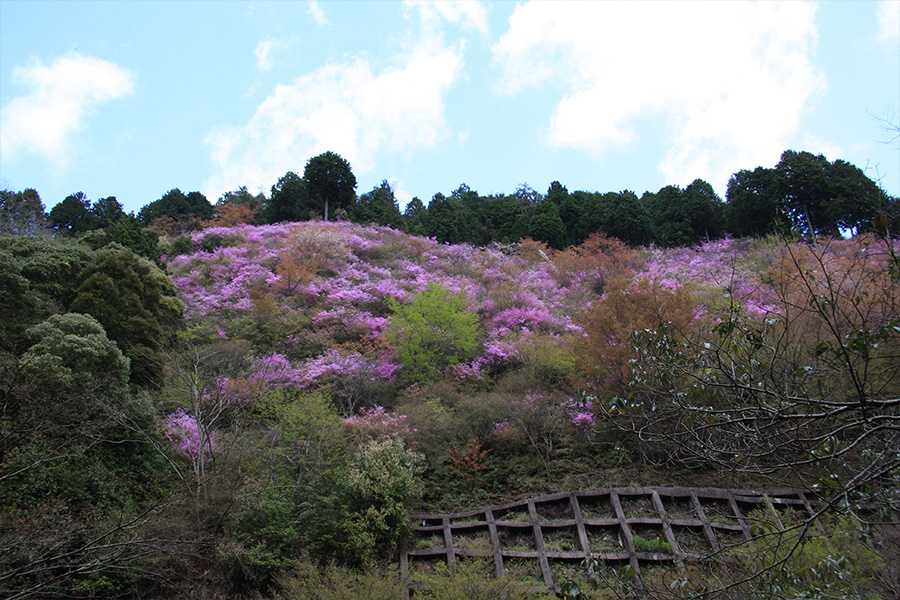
[266,152,358,223]
[641,180,724,247]
[48,191,94,234]
[423,193,464,243]
[303,151,357,221]
[725,166,787,236]
[207,186,264,226]
[727,150,890,237]
[268,171,309,223]
[353,180,403,228]
[0,188,46,236]
[138,188,213,232]
[528,198,567,250]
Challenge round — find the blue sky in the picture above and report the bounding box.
[1,0,898,215]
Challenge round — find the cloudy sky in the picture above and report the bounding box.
[1,0,898,215]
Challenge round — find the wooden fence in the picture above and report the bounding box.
[401,487,826,596]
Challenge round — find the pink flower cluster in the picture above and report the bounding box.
[640,237,778,318]
[165,222,596,386]
[343,405,416,443]
[563,396,596,428]
[163,409,216,459]
[250,350,401,389]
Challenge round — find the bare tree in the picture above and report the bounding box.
[594,235,900,596]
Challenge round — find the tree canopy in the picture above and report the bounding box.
[302,151,357,221]
[387,282,480,383]
[69,243,183,387]
[727,149,890,237]
[138,188,213,230]
[0,188,46,235]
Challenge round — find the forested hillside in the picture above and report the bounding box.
[1,150,898,599]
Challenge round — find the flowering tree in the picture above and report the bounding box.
[163,341,261,497]
[343,405,416,445]
[611,236,900,512]
[163,409,216,463]
[493,392,573,472]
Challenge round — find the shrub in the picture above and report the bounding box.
[270,562,404,600]
[386,282,480,383]
[302,437,423,566]
[733,510,885,599]
[412,557,557,600]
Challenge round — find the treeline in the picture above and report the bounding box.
[2,149,897,251]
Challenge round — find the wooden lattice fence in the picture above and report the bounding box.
[401,487,829,596]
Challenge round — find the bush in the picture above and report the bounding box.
[270,562,403,600]
[387,282,480,383]
[412,558,557,600]
[302,437,423,566]
[734,510,885,599]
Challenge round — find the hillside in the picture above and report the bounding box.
[1,223,897,599]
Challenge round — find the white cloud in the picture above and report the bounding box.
[205,44,462,199]
[404,0,489,34]
[390,178,413,211]
[307,1,330,27]
[254,39,275,71]
[0,52,134,165]
[800,133,843,162]
[205,1,488,199]
[877,0,900,47]
[254,37,298,71]
[492,1,825,194]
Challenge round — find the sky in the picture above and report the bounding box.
[1,0,898,215]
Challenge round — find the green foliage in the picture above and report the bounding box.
[21,312,130,398]
[303,151,357,221]
[387,282,480,383]
[226,309,314,359]
[424,192,466,243]
[528,198,567,250]
[353,180,404,228]
[518,333,576,384]
[259,389,347,490]
[727,150,888,237]
[268,171,310,223]
[599,190,652,246]
[403,196,428,236]
[1,315,165,552]
[0,187,46,235]
[138,188,213,230]
[271,562,404,600]
[302,437,423,566]
[49,191,95,235]
[0,248,40,349]
[220,491,301,586]
[643,180,724,247]
[631,534,672,554]
[735,510,885,599]
[165,233,196,256]
[81,212,162,264]
[0,235,93,314]
[412,558,557,600]
[70,243,183,387]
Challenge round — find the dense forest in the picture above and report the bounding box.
[1,149,898,599]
